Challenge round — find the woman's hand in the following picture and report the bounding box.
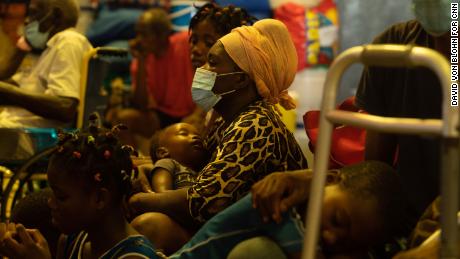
[0,224,51,259]
[251,169,312,223]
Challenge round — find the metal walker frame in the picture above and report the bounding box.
[301,44,458,259]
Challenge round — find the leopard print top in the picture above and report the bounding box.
[188,100,308,223]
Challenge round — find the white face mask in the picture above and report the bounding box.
[24,13,53,50]
[412,0,451,36]
[191,68,245,112]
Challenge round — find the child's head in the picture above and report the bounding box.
[189,3,257,69]
[135,8,171,57]
[46,119,136,234]
[320,161,404,255]
[150,123,208,171]
[11,189,61,258]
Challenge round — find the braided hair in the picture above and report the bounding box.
[49,114,137,202]
[189,3,257,36]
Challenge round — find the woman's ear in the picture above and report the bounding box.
[156,147,170,159]
[325,170,342,185]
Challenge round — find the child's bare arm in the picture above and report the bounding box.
[151,168,174,192]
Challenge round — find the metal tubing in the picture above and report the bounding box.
[326,110,442,136]
[301,45,456,259]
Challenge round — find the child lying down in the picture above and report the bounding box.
[170,161,404,259]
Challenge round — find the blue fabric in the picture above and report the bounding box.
[170,193,304,259]
[86,5,143,47]
[65,232,158,259]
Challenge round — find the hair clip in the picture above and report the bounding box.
[121,145,134,153]
[94,172,103,182]
[72,151,81,159]
[120,170,129,182]
[87,135,95,145]
[104,150,111,159]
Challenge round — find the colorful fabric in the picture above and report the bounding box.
[130,31,195,118]
[172,194,304,258]
[188,100,308,223]
[219,19,298,110]
[305,0,339,67]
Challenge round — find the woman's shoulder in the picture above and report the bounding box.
[220,101,282,142]
[234,100,276,125]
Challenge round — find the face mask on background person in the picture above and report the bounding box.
[191,68,245,112]
[24,13,53,51]
[412,0,451,36]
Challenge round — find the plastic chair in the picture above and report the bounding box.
[301,45,456,259]
[0,47,128,221]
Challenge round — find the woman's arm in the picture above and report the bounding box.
[128,188,195,228]
[0,81,78,122]
[151,168,174,192]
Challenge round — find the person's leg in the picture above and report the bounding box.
[130,212,192,255]
[227,236,288,259]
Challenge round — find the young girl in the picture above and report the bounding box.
[0,115,158,259]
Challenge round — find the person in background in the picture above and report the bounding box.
[0,0,91,128]
[355,0,452,232]
[106,8,195,155]
[0,0,92,158]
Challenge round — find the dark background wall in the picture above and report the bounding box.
[335,0,414,101]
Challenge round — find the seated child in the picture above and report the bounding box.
[9,188,61,258]
[170,161,404,259]
[0,116,158,259]
[140,122,209,193]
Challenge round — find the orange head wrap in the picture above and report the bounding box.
[219,19,298,110]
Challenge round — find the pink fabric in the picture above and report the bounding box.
[219,19,298,110]
[131,31,195,118]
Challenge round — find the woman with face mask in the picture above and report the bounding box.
[127,19,308,255]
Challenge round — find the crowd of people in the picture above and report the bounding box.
[0,0,454,258]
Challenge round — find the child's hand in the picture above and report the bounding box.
[0,224,51,259]
[251,170,312,223]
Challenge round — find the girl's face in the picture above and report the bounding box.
[189,19,223,69]
[47,162,99,234]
